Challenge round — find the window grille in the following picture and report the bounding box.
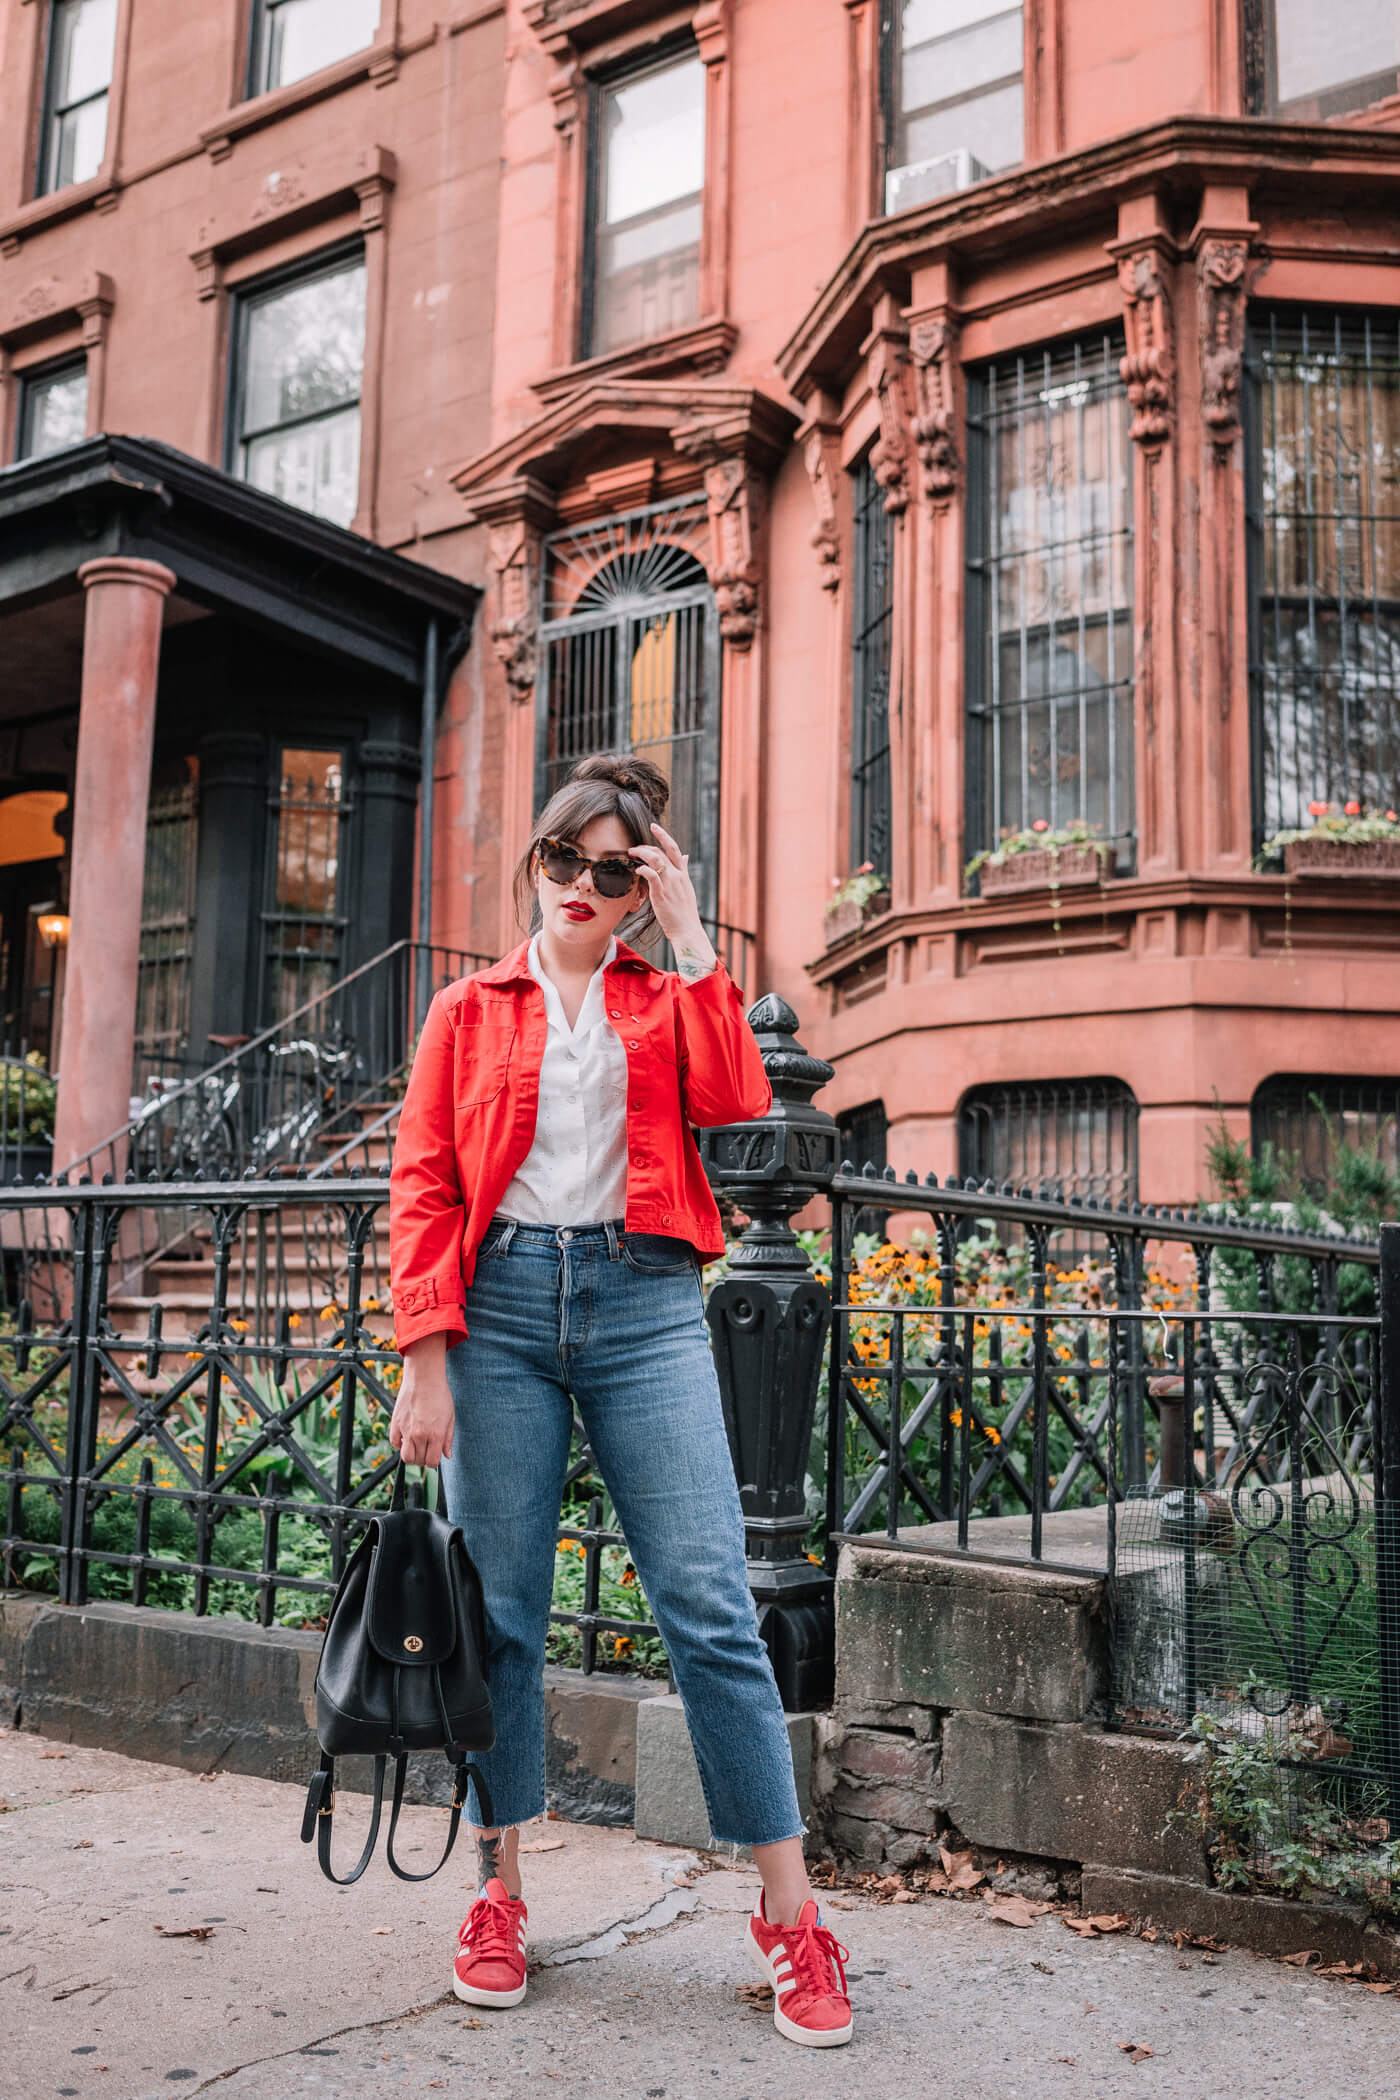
[959,1079,1139,1208]
[850,453,894,876]
[38,0,116,196]
[230,252,365,529]
[16,357,87,461]
[135,780,199,1085]
[584,50,704,359]
[538,498,721,935]
[1250,0,1400,118]
[965,333,1135,869]
[249,0,380,96]
[263,749,351,1023]
[885,0,1024,177]
[1245,309,1400,844]
[1252,1073,1400,1191]
[838,1098,890,1239]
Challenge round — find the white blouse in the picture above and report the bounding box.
[496,933,631,1226]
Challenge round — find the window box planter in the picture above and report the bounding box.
[1281,837,1400,878]
[824,889,891,945]
[977,842,1106,898]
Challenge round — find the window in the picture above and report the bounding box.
[586,50,705,359]
[959,1080,1140,1207]
[16,358,88,460]
[851,454,894,876]
[264,748,349,1020]
[1246,310,1400,844]
[966,333,1135,869]
[1253,1074,1400,1190]
[231,253,365,528]
[1259,0,1400,118]
[136,772,198,1083]
[838,1099,890,1238]
[888,0,1023,182]
[249,0,380,95]
[537,498,721,935]
[38,0,117,195]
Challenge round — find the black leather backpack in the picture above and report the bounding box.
[300,1467,494,1885]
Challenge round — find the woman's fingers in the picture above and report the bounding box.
[650,822,687,867]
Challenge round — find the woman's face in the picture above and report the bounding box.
[533,813,644,953]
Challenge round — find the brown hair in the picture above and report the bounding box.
[511,754,670,938]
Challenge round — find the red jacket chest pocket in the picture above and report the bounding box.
[455,1011,515,1105]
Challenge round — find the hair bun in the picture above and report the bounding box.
[570,753,670,822]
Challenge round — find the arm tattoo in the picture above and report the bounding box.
[675,945,716,983]
[476,1828,503,1885]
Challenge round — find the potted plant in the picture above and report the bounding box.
[1257,799,1400,877]
[966,819,1112,899]
[824,863,891,944]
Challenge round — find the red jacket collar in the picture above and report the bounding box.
[473,935,660,988]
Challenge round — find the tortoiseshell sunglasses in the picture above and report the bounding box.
[537,835,642,900]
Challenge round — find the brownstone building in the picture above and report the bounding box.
[0,0,1397,1205]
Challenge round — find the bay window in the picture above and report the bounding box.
[965,333,1136,871]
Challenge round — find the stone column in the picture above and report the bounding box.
[52,557,176,1172]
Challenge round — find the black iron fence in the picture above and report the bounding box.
[0,1182,658,1674]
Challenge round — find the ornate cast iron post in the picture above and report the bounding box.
[697,994,837,1712]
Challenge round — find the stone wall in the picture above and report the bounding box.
[811,1536,1209,1885]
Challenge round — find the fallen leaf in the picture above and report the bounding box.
[892,1889,919,1904]
[939,1847,985,1892]
[737,1981,773,2006]
[825,1895,855,1910]
[1281,1950,1320,1968]
[1138,1925,1159,1942]
[197,1772,219,1783]
[372,1927,395,1936]
[40,1751,66,1761]
[1031,1960,1055,1975]
[1063,1917,1102,1938]
[460,2017,482,2030]
[1319,1961,1365,1979]
[1083,2001,1099,2013]
[1085,1913,1131,1934]
[153,1926,214,1942]
[71,1841,93,1850]
[1055,2058,1076,2066]
[921,1867,950,1893]
[985,1893,1051,1929]
[1362,1981,1397,1995]
[1201,1955,1219,1966]
[1118,2042,1155,2064]
[518,1839,565,1853]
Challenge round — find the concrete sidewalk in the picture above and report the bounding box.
[1,1728,1394,2100]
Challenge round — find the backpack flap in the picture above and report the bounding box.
[364,1507,458,1668]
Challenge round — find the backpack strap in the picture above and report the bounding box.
[300,1751,388,1887]
[384,1754,495,1884]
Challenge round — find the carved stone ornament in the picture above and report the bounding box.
[1198,238,1249,459]
[701,456,762,650]
[1116,248,1174,449]
[910,317,960,506]
[801,426,841,592]
[487,522,539,703]
[867,336,910,516]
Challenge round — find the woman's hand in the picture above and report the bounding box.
[630,824,716,978]
[389,1333,456,1470]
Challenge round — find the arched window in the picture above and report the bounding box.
[537,497,721,932]
[958,1078,1139,1207]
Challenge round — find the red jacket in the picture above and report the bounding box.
[388,939,771,1351]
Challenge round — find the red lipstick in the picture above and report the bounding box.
[563,901,595,920]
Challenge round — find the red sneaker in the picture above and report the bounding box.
[453,1879,528,2008]
[745,1893,853,2048]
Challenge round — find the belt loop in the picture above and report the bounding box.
[603,1219,620,1260]
[498,1219,517,1255]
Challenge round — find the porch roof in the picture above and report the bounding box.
[0,434,479,687]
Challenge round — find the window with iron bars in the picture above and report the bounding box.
[850,453,895,878]
[1252,1074,1400,1193]
[958,1079,1140,1208]
[837,1098,890,1240]
[1245,309,1400,845]
[965,333,1135,872]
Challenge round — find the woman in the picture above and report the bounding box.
[388,754,853,2049]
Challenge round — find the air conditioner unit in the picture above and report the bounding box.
[884,149,992,216]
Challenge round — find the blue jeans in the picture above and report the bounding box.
[441,1216,804,1848]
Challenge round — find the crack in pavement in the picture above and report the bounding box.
[186,1863,710,2094]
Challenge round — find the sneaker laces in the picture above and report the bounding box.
[460,1890,518,1961]
[782,1915,850,2008]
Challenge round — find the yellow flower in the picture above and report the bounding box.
[319,1305,340,1323]
[287,1314,302,1328]
[984,1424,1002,1446]
[949,1407,963,1428]
[230,1319,249,1334]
